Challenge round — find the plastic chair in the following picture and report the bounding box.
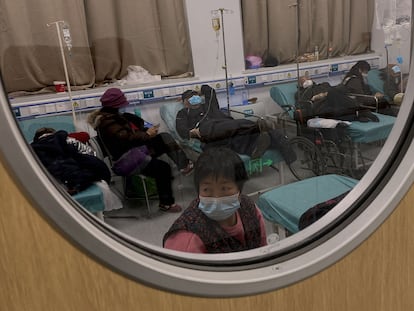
[89,135,154,215]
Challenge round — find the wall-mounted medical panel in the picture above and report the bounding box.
[10,55,380,120]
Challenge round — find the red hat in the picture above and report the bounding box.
[100,88,129,108]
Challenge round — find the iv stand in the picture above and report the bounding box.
[220,8,230,113]
[385,43,391,95]
[289,1,302,100]
[213,8,231,113]
[47,21,77,125]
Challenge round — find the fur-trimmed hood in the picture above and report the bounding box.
[87,109,104,130]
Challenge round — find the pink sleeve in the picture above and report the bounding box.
[164,231,207,253]
[255,206,268,247]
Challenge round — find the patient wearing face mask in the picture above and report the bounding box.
[341,60,392,114]
[295,74,380,122]
[163,147,267,253]
[296,75,331,103]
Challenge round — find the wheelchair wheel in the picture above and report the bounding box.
[288,136,326,180]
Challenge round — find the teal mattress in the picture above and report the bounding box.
[18,115,75,142]
[270,83,396,144]
[346,113,395,143]
[257,174,359,233]
[72,183,105,213]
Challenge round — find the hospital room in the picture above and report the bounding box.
[1,0,412,258]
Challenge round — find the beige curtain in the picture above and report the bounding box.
[85,0,193,82]
[0,0,95,93]
[242,0,375,65]
[0,0,192,94]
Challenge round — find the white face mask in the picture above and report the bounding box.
[302,79,313,89]
[392,65,401,74]
[198,193,240,221]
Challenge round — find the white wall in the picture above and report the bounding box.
[184,0,245,80]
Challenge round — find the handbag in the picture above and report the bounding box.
[112,145,151,176]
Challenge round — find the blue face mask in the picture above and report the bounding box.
[198,193,240,221]
[188,95,202,105]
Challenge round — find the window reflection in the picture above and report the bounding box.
[2,1,192,94]
[2,0,411,255]
[241,1,374,68]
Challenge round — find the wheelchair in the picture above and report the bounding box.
[282,101,367,180]
[269,82,396,181]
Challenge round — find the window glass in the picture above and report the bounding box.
[0,0,412,297]
[241,0,374,68]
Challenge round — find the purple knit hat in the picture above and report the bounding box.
[100,88,129,108]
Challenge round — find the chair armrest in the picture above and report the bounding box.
[280,104,296,112]
[347,93,379,112]
[295,100,314,120]
[227,108,261,119]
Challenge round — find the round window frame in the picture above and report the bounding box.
[1,50,414,298]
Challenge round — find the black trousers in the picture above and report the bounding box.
[146,132,189,170]
[138,132,188,205]
[141,157,174,205]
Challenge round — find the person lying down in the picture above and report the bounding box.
[175,84,297,164]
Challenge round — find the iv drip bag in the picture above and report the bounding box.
[212,12,220,32]
[62,22,72,51]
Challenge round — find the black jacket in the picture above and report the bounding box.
[31,130,110,193]
[176,85,259,155]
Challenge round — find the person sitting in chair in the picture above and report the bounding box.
[176,85,296,164]
[88,88,194,213]
[380,64,407,106]
[341,60,393,115]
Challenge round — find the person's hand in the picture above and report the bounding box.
[189,128,201,138]
[146,125,159,137]
[311,92,327,101]
[374,92,384,99]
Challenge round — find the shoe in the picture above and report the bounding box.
[159,203,182,213]
[356,115,370,122]
[251,132,271,159]
[180,161,194,176]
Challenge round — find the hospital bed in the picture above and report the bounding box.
[18,115,107,219]
[269,82,396,179]
[257,174,358,236]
